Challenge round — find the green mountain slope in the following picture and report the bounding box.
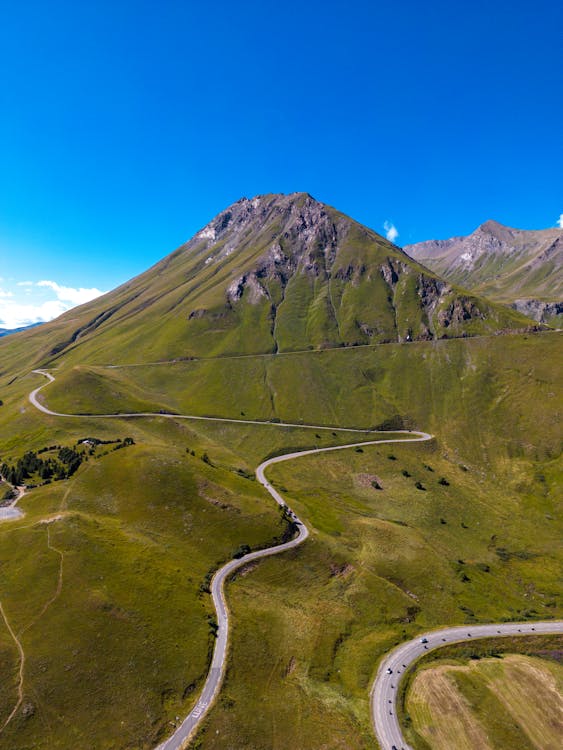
[404,220,563,324]
[0,195,536,372]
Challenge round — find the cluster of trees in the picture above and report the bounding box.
[1,437,136,488]
[1,446,83,486]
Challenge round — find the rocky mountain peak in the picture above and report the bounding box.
[188,192,350,292]
[194,192,327,246]
[23,196,538,365]
[477,219,509,234]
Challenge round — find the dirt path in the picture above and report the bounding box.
[0,600,25,733]
[0,518,65,735]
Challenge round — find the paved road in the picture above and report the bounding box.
[371,619,563,750]
[0,485,25,521]
[155,433,432,750]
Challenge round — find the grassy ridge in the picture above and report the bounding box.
[0,431,291,748]
[43,332,562,464]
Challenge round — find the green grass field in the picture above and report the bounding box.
[0,331,561,749]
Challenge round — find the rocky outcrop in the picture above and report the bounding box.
[437,298,483,327]
[511,299,563,323]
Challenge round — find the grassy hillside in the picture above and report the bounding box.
[0,435,285,749]
[1,384,403,749]
[0,201,559,750]
[192,438,560,748]
[41,332,562,467]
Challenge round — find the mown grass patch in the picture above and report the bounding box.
[405,652,563,750]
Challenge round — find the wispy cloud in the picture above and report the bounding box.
[0,280,106,329]
[557,214,563,229]
[383,220,399,243]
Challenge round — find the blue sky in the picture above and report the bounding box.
[1,0,561,327]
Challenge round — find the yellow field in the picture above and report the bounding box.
[407,654,563,750]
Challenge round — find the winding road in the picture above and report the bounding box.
[25,369,563,750]
[29,370,387,434]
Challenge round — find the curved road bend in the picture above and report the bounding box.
[371,619,563,750]
[29,369,394,435]
[0,485,25,521]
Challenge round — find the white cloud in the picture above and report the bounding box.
[557,214,563,229]
[0,300,68,329]
[37,280,105,305]
[0,279,106,330]
[383,220,399,243]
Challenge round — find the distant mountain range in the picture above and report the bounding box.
[0,193,539,369]
[404,220,562,324]
[0,322,43,337]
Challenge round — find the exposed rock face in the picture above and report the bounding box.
[437,298,483,327]
[197,193,344,299]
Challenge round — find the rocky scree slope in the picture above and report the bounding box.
[0,195,536,368]
[405,220,562,324]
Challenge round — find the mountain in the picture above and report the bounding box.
[404,220,563,324]
[0,194,536,371]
